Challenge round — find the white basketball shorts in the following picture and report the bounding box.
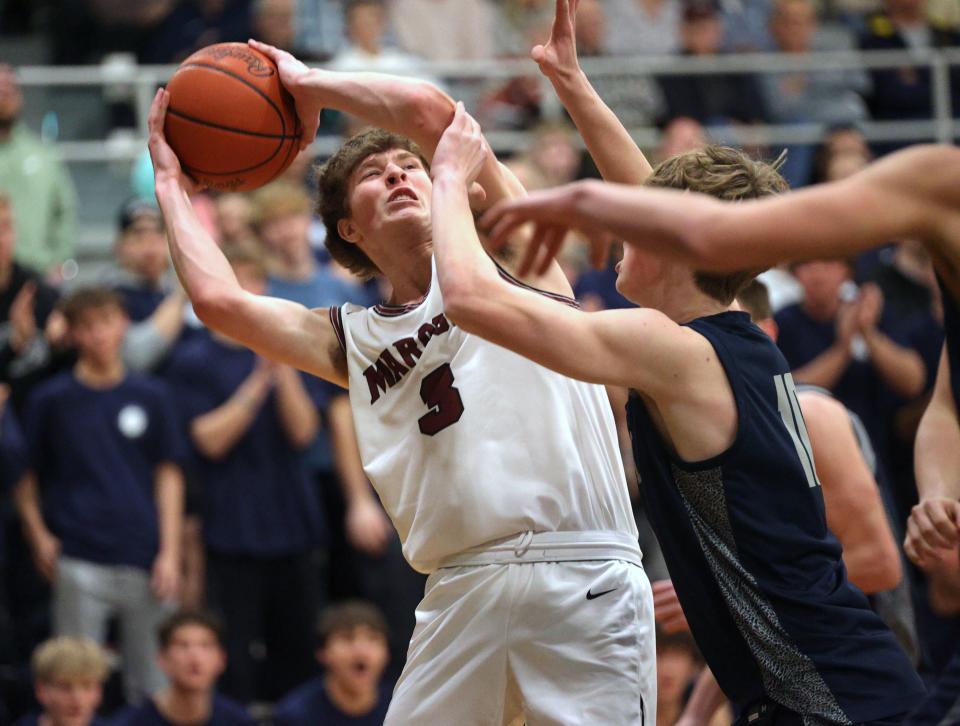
[385,531,656,726]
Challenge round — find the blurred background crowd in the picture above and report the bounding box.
[0,0,958,724]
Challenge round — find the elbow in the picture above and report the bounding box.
[849,545,903,594]
[191,287,236,332]
[408,83,454,138]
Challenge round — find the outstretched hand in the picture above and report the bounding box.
[248,39,321,151]
[481,182,615,276]
[532,0,582,81]
[147,88,201,195]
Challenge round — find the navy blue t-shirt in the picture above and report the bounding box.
[165,331,326,556]
[23,371,186,569]
[273,677,391,726]
[114,282,167,323]
[110,694,253,726]
[627,311,924,723]
[0,403,26,565]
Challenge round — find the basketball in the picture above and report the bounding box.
[164,42,302,192]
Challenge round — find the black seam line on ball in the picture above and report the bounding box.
[166,107,299,140]
[175,62,289,136]
[179,135,296,176]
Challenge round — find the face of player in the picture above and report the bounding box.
[320,625,389,696]
[158,624,226,694]
[656,648,699,706]
[117,218,168,283]
[71,305,128,368]
[35,677,103,726]
[259,212,311,261]
[792,260,850,317]
[341,149,432,249]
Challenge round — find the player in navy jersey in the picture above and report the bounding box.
[431,103,925,723]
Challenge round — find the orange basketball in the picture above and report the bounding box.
[164,43,302,192]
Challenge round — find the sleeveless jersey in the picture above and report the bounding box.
[330,259,638,574]
[626,311,924,723]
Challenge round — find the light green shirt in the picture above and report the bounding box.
[0,125,77,274]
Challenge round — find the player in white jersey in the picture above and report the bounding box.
[147,39,654,724]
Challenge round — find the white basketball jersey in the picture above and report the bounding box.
[330,259,638,573]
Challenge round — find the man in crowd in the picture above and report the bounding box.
[165,247,325,703]
[273,601,391,725]
[0,64,77,280]
[112,610,253,726]
[13,287,185,703]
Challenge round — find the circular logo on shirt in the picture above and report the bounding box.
[117,404,148,439]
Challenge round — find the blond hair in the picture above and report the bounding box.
[250,181,313,228]
[32,637,110,684]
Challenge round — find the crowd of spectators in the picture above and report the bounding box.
[0,0,956,724]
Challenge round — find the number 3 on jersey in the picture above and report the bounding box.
[418,363,465,435]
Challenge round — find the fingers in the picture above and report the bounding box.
[482,206,525,251]
[588,233,611,269]
[556,0,570,27]
[467,182,487,207]
[518,224,545,277]
[914,501,960,549]
[147,88,165,137]
[248,38,281,60]
[531,44,546,65]
[536,226,566,277]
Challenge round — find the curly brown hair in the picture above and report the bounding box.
[646,145,788,304]
[315,128,430,281]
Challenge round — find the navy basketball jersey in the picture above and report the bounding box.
[627,311,924,723]
[938,275,960,410]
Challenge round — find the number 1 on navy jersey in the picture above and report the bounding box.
[418,363,465,435]
[773,373,820,488]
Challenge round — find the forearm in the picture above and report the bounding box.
[154,178,244,330]
[791,344,850,389]
[13,473,49,544]
[190,377,268,459]
[864,330,926,399]
[915,393,960,502]
[154,463,184,558]
[329,396,376,505]
[550,70,652,185]
[274,369,319,449]
[305,69,451,154]
[432,173,503,328]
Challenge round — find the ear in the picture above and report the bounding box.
[758,318,779,342]
[337,218,362,244]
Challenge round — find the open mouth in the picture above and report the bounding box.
[351,660,370,675]
[387,188,418,204]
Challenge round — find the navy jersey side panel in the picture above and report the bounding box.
[627,311,924,723]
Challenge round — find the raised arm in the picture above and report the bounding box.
[248,40,571,295]
[905,348,960,568]
[799,391,901,593]
[148,90,347,387]
[484,145,960,277]
[531,0,652,184]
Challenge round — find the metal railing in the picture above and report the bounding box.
[13,46,960,161]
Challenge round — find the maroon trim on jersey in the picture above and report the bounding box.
[329,306,346,352]
[373,297,427,317]
[495,262,581,309]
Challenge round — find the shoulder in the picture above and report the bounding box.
[28,371,74,403]
[797,387,846,425]
[123,373,173,399]
[106,703,153,726]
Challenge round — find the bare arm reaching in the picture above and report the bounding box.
[148,89,347,387]
[483,145,960,278]
[247,39,571,296]
[532,0,652,185]
[906,348,960,567]
[799,391,901,593]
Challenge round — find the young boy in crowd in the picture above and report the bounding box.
[273,601,391,726]
[111,611,252,726]
[13,287,186,703]
[16,636,110,726]
[164,247,325,703]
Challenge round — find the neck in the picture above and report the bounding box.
[358,38,381,55]
[371,236,433,305]
[325,675,378,717]
[802,299,838,322]
[157,687,212,723]
[75,356,125,387]
[273,246,316,281]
